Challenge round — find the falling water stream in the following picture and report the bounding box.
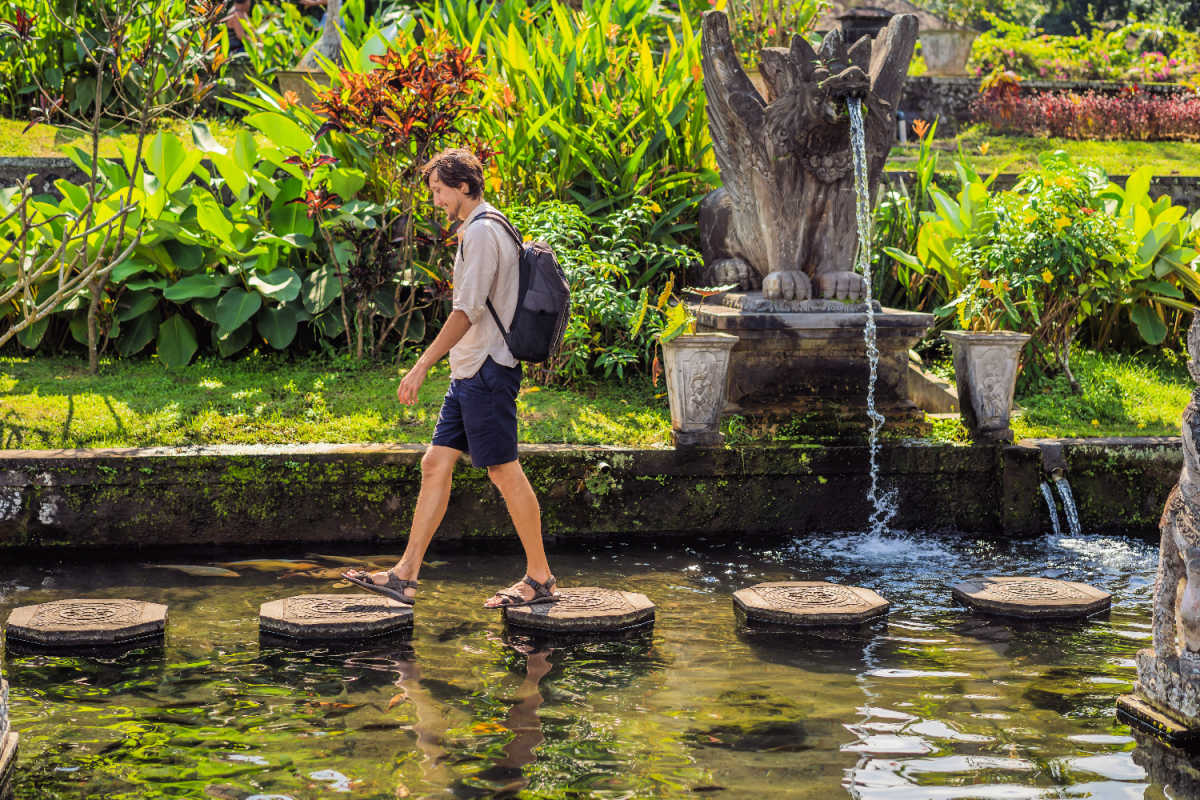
[1055,476,1084,536]
[847,98,892,536]
[1040,481,1064,537]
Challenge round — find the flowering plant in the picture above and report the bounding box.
[721,0,826,69]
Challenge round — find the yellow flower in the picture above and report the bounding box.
[1041,269,1053,283]
[1054,216,1071,231]
[646,201,662,214]
[978,142,990,155]
[1091,418,1100,427]
[519,7,534,23]
[1021,210,1037,225]
[1053,175,1076,189]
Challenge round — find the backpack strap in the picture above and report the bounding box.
[460,210,523,341]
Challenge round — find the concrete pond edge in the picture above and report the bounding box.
[0,437,1181,551]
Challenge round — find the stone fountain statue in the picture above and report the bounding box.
[297,0,344,71]
[693,11,934,433]
[699,11,916,303]
[1118,315,1200,790]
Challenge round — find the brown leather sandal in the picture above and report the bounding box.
[342,569,418,606]
[485,575,560,608]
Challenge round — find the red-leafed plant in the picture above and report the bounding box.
[973,77,1200,141]
[305,30,496,360]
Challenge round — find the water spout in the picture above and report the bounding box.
[1054,476,1082,537]
[1040,481,1063,537]
[848,98,893,536]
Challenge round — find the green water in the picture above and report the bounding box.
[0,532,1163,798]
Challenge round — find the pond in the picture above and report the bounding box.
[0,531,1161,799]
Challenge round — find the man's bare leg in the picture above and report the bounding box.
[348,444,460,601]
[483,459,554,607]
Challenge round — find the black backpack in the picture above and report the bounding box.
[462,211,570,364]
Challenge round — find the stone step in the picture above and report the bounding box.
[4,599,167,649]
[733,581,889,626]
[259,594,413,642]
[951,576,1111,619]
[502,587,655,634]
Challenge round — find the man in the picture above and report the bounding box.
[344,148,559,609]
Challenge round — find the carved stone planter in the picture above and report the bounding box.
[662,332,738,447]
[943,330,1029,443]
[920,29,978,77]
[275,69,330,107]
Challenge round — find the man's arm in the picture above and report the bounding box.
[396,310,472,405]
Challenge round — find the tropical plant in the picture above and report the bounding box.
[724,0,826,67]
[0,0,226,372]
[426,0,717,229]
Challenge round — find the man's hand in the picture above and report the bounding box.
[397,364,428,405]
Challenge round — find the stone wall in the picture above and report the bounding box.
[900,76,1192,136]
[0,157,84,197]
[0,439,1180,551]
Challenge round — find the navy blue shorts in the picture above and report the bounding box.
[432,357,522,467]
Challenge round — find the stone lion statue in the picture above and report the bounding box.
[698,11,916,302]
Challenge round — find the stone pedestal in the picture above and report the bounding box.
[944,331,1030,443]
[503,588,655,633]
[951,576,1111,619]
[5,599,167,649]
[259,594,413,642]
[733,581,889,626]
[695,293,934,436]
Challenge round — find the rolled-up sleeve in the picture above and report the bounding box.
[453,223,501,324]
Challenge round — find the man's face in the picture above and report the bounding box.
[428,172,472,222]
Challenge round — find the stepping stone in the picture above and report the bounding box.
[259,594,413,641]
[951,576,1110,619]
[5,599,167,648]
[733,581,889,626]
[503,587,655,633]
[0,678,14,800]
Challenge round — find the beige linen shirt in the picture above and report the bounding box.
[449,201,519,379]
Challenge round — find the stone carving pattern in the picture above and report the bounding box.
[1153,314,1200,661]
[284,596,400,621]
[975,579,1088,602]
[0,678,8,739]
[753,584,868,609]
[550,588,633,614]
[683,351,720,427]
[699,10,917,300]
[29,600,143,627]
[967,345,1016,429]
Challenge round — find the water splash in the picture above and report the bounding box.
[1054,476,1082,536]
[1039,481,1063,537]
[848,97,893,535]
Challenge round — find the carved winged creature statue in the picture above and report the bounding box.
[297,0,344,70]
[699,11,917,301]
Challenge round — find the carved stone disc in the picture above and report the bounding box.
[951,576,1111,619]
[5,599,167,646]
[503,587,655,632]
[733,581,889,626]
[259,594,413,641]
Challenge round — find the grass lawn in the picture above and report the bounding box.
[0,347,1186,450]
[887,127,1200,177]
[0,354,672,449]
[0,116,253,160]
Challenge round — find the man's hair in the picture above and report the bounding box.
[421,148,484,199]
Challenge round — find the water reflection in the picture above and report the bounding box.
[0,533,1173,798]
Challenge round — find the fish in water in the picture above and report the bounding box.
[216,559,321,572]
[144,564,241,578]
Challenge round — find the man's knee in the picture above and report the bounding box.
[486,460,523,491]
[421,446,458,480]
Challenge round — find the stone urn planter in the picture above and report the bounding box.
[943,330,1030,443]
[275,69,331,107]
[662,332,739,447]
[920,29,978,76]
